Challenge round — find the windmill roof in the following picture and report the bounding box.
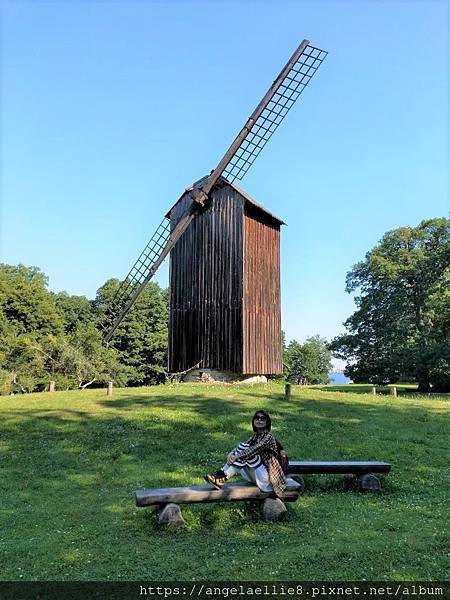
[165,175,285,225]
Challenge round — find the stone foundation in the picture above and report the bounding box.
[184,369,267,384]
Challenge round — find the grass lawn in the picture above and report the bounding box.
[0,383,448,581]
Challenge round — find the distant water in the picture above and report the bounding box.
[328,372,351,384]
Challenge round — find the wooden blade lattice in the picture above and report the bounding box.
[222,44,327,182]
[110,218,170,309]
[102,218,170,341]
[103,211,196,342]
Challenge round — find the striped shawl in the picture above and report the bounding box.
[228,431,287,496]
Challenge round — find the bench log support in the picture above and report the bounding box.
[157,503,186,527]
[357,473,381,492]
[261,497,288,521]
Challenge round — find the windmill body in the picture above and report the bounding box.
[167,177,284,376]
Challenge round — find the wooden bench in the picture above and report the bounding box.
[287,460,391,491]
[135,461,391,527]
[135,480,302,526]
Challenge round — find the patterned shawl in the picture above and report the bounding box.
[228,431,287,496]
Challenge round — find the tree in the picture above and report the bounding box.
[53,292,96,333]
[94,278,169,384]
[0,264,170,393]
[285,336,332,384]
[0,264,65,393]
[0,264,64,339]
[285,340,306,384]
[56,323,125,389]
[330,218,450,391]
[0,336,48,393]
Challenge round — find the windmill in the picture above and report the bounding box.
[103,39,327,379]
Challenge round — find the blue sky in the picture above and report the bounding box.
[1,0,448,351]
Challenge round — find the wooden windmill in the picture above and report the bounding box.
[104,40,328,378]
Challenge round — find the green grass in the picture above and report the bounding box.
[0,383,448,581]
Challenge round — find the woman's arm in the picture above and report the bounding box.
[231,432,274,462]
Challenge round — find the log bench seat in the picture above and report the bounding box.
[135,480,302,526]
[287,460,391,491]
[135,480,301,507]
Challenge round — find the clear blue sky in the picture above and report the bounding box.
[1,0,448,351]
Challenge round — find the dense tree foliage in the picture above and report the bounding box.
[0,264,169,394]
[52,291,96,333]
[0,264,64,392]
[330,218,450,391]
[0,264,64,339]
[284,335,332,384]
[95,279,169,385]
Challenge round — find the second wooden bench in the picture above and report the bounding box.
[287,460,392,491]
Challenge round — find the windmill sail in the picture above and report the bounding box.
[103,39,327,342]
[222,43,328,182]
[103,209,197,342]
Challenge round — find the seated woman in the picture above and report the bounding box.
[204,410,288,497]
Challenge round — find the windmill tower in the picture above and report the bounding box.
[104,40,328,379]
[166,177,284,378]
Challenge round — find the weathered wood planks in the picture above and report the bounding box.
[287,461,391,475]
[135,481,301,507]
[166,180,284,375]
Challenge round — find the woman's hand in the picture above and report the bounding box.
[227,452,237,464]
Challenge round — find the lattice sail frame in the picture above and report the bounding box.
[223,45,327,182]
[103,40,327,342]
[108,218,170,311]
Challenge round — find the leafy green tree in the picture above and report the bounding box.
[53,292,96,333]
[302,336,333,384]
[0,264,170,393]
[0,336,48,393]
[0,264,64,339]
[0,264,64,393]
[56,323,125,389]
[331,218,450,391]
[285,340,306,384]
[285,336,332,384]
[94,279,169,384]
